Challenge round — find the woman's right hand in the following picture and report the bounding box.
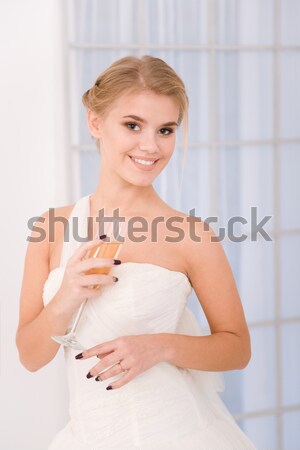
[52,237,119,315]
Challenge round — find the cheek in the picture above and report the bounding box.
[116,129,136,151]
[164,139,176,158]
[103,131,126,158]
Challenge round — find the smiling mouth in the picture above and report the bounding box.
[128,156,159,166]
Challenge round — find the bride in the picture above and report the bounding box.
[16,55,257,449]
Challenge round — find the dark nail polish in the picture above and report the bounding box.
[99,234,107,240]
[75,353,84,359]
[86,372,93,379]
[95,375,102,382]
[113,259,121,265]
[113,277,119,282]
[106,385,113,390]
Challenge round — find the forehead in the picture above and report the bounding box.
[109,91,179,121]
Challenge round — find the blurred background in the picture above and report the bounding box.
[1,1,299,449]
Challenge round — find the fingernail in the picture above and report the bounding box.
[75,353,84,359]
[113,259,121,265]
[95,375,102,382]
[99,234,107,240]
[86,372,93,379]
[106,385,113,390]
[113,277,119,282]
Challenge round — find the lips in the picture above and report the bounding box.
[128,155,159,171]
[129,156,159,163]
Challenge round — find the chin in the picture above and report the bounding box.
[129,178,155,187]
[120,172,156,187]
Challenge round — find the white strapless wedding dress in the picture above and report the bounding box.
[43,194,257,450]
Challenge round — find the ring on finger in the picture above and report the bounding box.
[118,361,127,373]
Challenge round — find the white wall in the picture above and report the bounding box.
[0,1,70,448]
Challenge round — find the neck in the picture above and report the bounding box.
[90,167,159,217]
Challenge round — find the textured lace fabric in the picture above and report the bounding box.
[43,195,257,450]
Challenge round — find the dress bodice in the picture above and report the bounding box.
[43,262,191,335]
[44,195,237,449]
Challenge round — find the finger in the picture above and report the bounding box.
[95,362,125,382]
[97,351,111,359]
[88,354,121,377]
[106,370,133,390]
[77,257,115,274]
[80,274,118,287]
[76,339,118,359]
[68,238,104,264]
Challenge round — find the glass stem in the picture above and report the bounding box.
[69,298,88,334]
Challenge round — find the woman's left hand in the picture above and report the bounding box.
[75,334,167,389]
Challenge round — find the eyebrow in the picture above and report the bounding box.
[122,115,179,127]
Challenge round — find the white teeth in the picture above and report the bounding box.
[131,157,156,166]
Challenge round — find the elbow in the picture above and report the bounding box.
[19,355,47,372]
[17,346,55,372]
[239,350,251,369]
[18,352,41,372]
[23,364,39,373]
[238,341,252,369]
[16,338,43,372]
[230,331,251,370]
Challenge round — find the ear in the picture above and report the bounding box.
[87,110,102,139]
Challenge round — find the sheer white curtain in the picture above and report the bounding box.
[68,1,300,449]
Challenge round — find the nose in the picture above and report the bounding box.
[138,131,158,153]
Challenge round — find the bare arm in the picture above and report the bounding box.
[156,331,249,371]
[16,211,117,372]
[16,211,66,371]
[158,221,251,371]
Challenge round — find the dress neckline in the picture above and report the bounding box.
[48,261,191,286]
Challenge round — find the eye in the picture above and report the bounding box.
[126,122,140,131]
[160,128,174,136]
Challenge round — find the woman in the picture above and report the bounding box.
[17,55,257,449]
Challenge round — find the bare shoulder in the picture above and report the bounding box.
[29,202,75,261]
[154,205,210,275]
[175,211,227,276]
[47,203,76,223]
[158,204,227,278]
[26,201,76,269]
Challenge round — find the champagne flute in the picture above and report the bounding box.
[51,216,125,350]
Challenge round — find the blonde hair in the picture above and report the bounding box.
[82,55,189,188]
